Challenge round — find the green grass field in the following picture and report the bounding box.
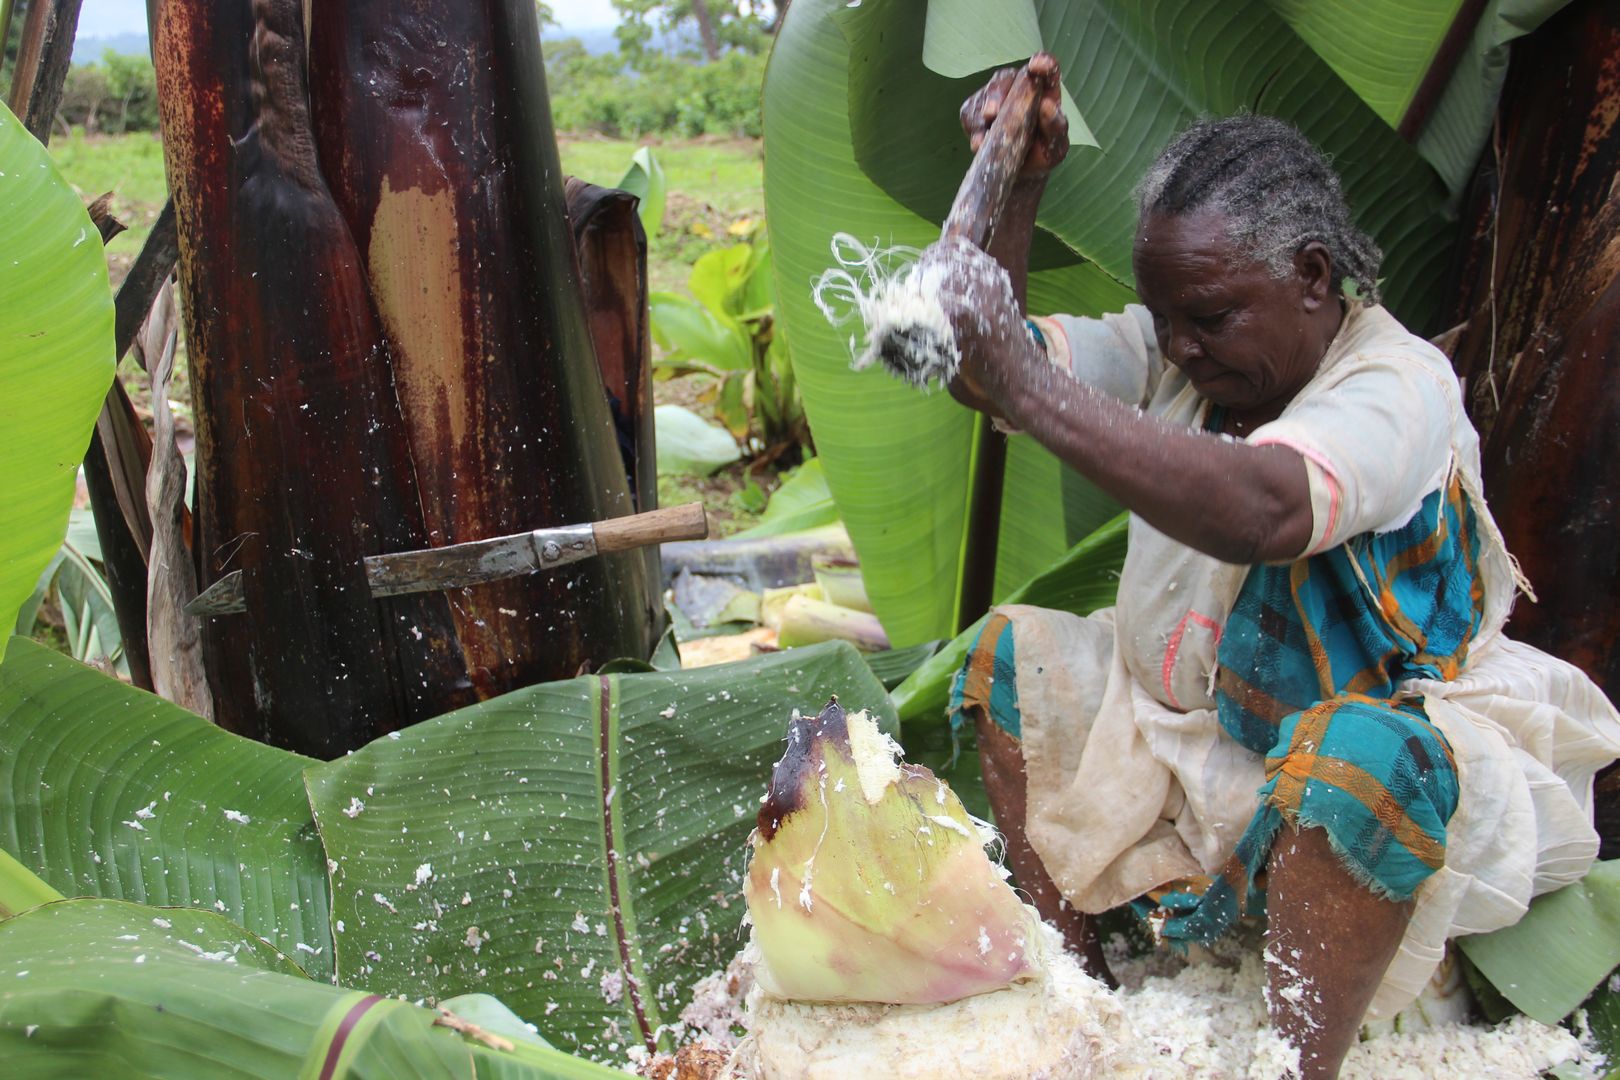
[48,129,765,296]
[556,134,763,216]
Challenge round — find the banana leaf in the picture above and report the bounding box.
[303,642,895,1062]
[765,0,1548,648]
[0,103,116,663]
[0,897,622,1079]
[0,638,335,979]
[616,146,667,235]
[1457,860,1620,1025]
[0,633,895,1061]
[1263,0,1572,192]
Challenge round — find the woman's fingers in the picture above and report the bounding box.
[959,57,1067,177]
[959,66,1017,138]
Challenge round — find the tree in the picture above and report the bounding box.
[612,0,781,62]
[135,0,664,755]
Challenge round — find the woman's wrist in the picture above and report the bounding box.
[989,331,1049,425]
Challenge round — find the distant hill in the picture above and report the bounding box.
[543,26,619,55]
[72,33,149,65]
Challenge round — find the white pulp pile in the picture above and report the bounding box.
[647,938,1595,1080]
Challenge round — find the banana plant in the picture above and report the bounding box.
[651,227,811,459]
[762,0,1574,646]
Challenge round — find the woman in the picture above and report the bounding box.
[938,57,1620,1077]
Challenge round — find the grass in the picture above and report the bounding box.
[556,134,764,217]
[48,128,168,284]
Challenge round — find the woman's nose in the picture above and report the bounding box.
[1170,326,1205,364]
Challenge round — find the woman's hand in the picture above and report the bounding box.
[960,52,1070,183]
[918,238,1041,414]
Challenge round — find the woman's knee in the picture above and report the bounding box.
[1264,697,1459,901]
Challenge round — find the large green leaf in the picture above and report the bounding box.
[763,0,1124,646]
[0,104,116,663]
[304,643,896,1062]
[0,898,621,1079]
[1263,0,1571,192]
[845,0,1456,321]
[0,638,334,979]
[1457,860,1620,1025]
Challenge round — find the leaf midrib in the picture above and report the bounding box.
[593,673,663,1052]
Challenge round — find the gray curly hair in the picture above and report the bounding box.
[1135,115,1382,302]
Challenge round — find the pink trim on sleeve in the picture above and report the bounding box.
[1029,314,1072,375]
[1161,609,1222,710]
[1251,434,1343,555]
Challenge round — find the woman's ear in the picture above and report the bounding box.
[1294,241,1335,310]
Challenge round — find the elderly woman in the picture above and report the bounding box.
[938,59,1620,1077]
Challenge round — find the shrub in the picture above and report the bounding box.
[546,41,764,139]
[57,50,159,134]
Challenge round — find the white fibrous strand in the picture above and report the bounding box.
[814,233,1009,390]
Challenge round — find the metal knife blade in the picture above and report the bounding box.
[364,524,596,598]
[183,503,708,616]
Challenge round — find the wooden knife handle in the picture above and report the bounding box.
[941,60,1049,251]
[591,502,710,553]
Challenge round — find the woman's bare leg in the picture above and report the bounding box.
[972,706,1116,985]
[1265,825,1412,1078]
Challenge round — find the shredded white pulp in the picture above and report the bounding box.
[813,234,966,388]
[645,932,1598,1079]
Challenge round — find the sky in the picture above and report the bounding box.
[78,0,148,37]
[76,0,622,38]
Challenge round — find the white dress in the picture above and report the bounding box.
[1000,301,1620,1016]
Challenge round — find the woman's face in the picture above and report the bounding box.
[1132,208,1339,416]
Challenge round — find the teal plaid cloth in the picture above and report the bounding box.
[949,611,1021,740]
[1152,476,1481,944]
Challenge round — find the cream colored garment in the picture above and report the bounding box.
[1017,303,1620,1017]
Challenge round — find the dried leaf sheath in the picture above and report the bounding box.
[565,178,657,518]
[154,0,471,753]
[307,1,660,697]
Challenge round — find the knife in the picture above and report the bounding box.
[185,502,709,616]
